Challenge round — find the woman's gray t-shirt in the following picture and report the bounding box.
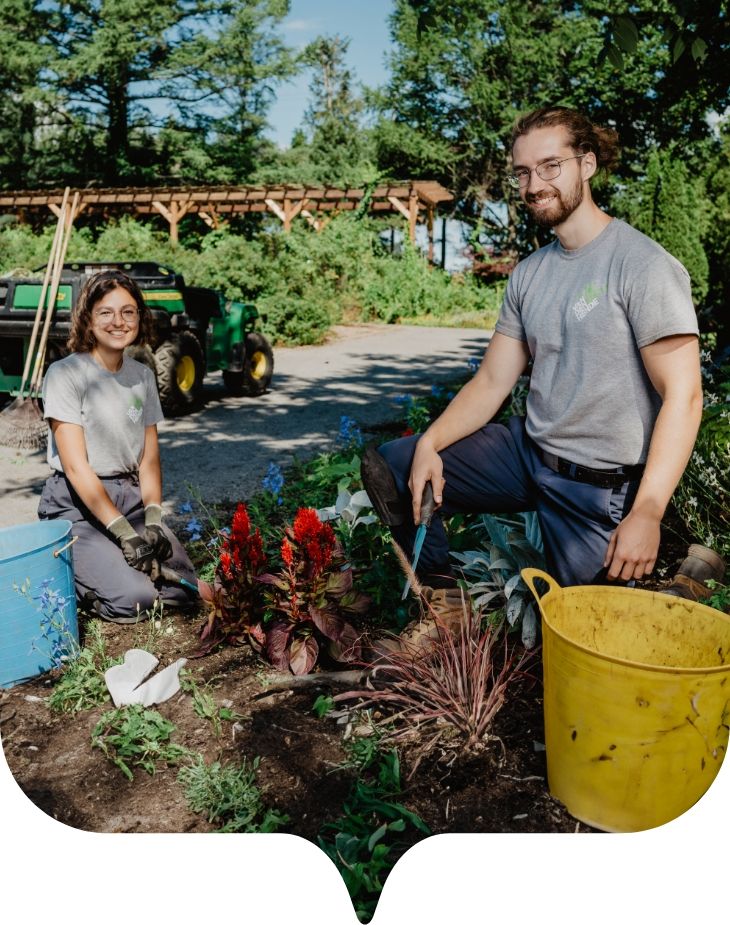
[495,218,699,468]
[43,352,163,475]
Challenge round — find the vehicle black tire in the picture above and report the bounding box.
[154,331,205,414]
[242,332,274,396]
[222,367,246,397]
[124,344,157,374]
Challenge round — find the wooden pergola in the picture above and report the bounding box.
[0,181,454,257]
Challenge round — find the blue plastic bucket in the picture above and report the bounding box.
[0,520,79,688]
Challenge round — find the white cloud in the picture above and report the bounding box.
[284,18,321,31]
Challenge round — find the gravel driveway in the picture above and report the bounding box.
[0,323,490,529]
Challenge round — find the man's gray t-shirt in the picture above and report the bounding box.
[43,352,163,475]
[495,219,699,468]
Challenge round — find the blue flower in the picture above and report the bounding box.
[262,462,285,498]
[467,357,480,374]
[337,415,363,449]
[177,501,193,514]
[185,517,203,541]
[431,384,444,398]
[393,393,412,406]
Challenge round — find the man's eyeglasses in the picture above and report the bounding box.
[507,154,587,189]
[93,307,139,324]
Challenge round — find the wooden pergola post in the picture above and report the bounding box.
[265,197,309,232]
[151,199,193,242]
[49,200,87,228]
[408,188,419,244]
[426,205,434,262]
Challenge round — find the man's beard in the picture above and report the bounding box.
[525,180,583,228]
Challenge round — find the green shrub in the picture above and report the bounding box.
[673,399,730,559]
[0,213,498,346]
[612,149,710,304]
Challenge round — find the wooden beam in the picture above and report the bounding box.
[301,209,331,232]
[151,200,173,223]
[301,209,320,231]
[1,182,455,231]
[387,195,411,221]
[264,197,287,224]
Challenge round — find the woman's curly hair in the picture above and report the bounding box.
[67,269,155,354]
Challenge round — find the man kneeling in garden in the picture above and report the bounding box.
[363,105,724,648]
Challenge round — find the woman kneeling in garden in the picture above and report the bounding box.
[38,269,198,622]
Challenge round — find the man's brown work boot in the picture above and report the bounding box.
[663,544,726,602]
[371,586,469,658]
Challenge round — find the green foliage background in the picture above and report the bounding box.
[0,1,727,346]
[0,216,496,345]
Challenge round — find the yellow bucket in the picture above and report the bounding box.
[522,568,730,832]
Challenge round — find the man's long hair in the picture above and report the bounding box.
[512,106,620,175]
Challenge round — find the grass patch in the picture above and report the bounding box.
[178,756,289,832]
[47,620,121,715]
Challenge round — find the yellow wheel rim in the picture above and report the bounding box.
[250,350,268,380]
[176,355,196,392]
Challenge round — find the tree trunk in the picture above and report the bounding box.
[105,67,130,183]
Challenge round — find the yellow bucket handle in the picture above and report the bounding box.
[521,568,562,606]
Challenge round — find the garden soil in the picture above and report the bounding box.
[0,609,591,837]
[0,321,698,914]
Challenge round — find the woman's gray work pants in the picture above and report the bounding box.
[38,471,197,620]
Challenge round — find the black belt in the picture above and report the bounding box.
[540,450,644,488]
[52,470,139,485]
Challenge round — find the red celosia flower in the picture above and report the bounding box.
[248,529,265,573]
[219,551,232,581]
[402,427,414,437]
[281,537,294,567]
[231,503,251,544]
[292,508,322,544]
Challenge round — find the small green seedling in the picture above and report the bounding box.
[92,705,191,780]
[312,694,335,718]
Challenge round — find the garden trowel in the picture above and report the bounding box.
[401,481,436,600]
[157,563,200,594]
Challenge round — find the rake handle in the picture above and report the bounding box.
[18,188,70,397]
[30,191,79,393]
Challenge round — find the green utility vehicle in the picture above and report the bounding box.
[0,262,274,414]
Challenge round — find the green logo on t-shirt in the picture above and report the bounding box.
[127,396,143,424]
[571,282,606,321]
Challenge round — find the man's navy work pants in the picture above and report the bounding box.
[378,416,639,588]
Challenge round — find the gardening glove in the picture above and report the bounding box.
[106,515,157,574]
[142,504,173,562]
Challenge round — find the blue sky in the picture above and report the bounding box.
[266,0,395,147]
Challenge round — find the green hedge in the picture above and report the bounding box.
[0,216,499,346]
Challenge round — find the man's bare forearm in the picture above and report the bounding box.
[630,393,703,521]
[420,333,530,452]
